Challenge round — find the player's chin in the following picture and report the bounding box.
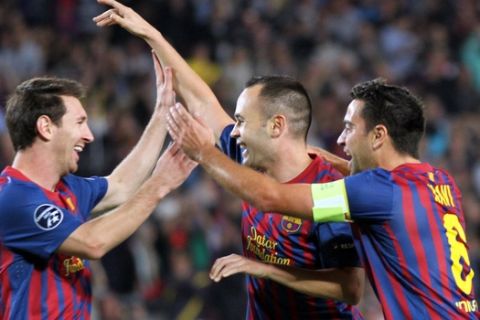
[69,162,79,174]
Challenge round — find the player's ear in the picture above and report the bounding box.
[36,115,56,141]
[371,124,387,150]
[269,114,286,138]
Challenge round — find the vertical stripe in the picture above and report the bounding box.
[46,264,61,320]
[60,269,75,319]
[55,267,66,319]
[0,246,14,319]
[382,225,414,319]
[392,175,438,318]
[28,269,42,320]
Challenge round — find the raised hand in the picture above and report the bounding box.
[166,102,215,161]
[93,0,156,39]
[152,142,197,194]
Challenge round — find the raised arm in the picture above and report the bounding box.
[59,143,196,259]
[210,254,364,305]
[94,0,233,140]
[93,53,172,212]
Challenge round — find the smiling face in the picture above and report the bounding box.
[231,85,275,170]
[51,96,94,175]
[337,99,377,174]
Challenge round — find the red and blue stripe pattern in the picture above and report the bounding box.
[220,124,363,319]
[0,167,107,319]
[346,163,479,319]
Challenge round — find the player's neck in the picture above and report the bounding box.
[378,149,420,171]
[12,147,62,192]
[267,141,311,183]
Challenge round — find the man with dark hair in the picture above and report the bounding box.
[167,78,479,319]
[94,1,365,319]
[0,56,197,318]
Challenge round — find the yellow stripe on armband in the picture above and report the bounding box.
[311,179,351,223]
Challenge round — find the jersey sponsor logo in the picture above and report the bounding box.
[281,216,302,233]
[60,256,86,277]
[246,226,291,265]
[34,204,64,230]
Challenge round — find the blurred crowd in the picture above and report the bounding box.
[0,0,479,319]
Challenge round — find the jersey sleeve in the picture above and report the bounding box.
[219,124,243,163]
[62,175,108,219]
[0,185,83,259]
[314,222,361,268]
[344,170,394,222]
[311,169,394,223]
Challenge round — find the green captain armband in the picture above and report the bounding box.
[311,179,351,223]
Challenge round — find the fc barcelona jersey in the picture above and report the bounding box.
[220,124,363,320]
[0,166,107,319]
[344,163,479,319]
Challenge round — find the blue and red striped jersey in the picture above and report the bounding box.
[220,124,363,320]
[0,166,107,319]
[344,162,479,319]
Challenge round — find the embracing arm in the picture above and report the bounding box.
[210,254,364,305]
[307,145,351,176]
[94,0,233,140]
[199,146,314,218]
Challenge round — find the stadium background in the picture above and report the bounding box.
[0,0,479,319]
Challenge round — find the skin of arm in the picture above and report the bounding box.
[58,143,197,259]
[93,53,173,213]
[167,103,314,219]
[210,254,364,305]
[94,0,233,141]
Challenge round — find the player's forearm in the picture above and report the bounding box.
[198,146,313,219]
[145,31,232,137]
[99,110,167,210]
[60,177,170,259]
[265,265,364,305]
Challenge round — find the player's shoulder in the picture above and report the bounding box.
[0,176,45,210]
[61,174,107,190]
[345,168,394,189]
[308,154,344,180]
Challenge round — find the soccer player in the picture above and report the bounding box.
[94,1,365,319]
[167,79,479,319]
[0,55,196,319]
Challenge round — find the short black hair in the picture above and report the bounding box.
[246,75,312,141]
[6,77,85,151]
[350,78,425,157]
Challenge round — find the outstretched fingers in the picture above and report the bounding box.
[166,105,183,142]
[209,254,245,282]
[94,0,131,28]
[97,0,127,11]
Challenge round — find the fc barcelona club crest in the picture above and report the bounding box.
[281,216,302,233]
